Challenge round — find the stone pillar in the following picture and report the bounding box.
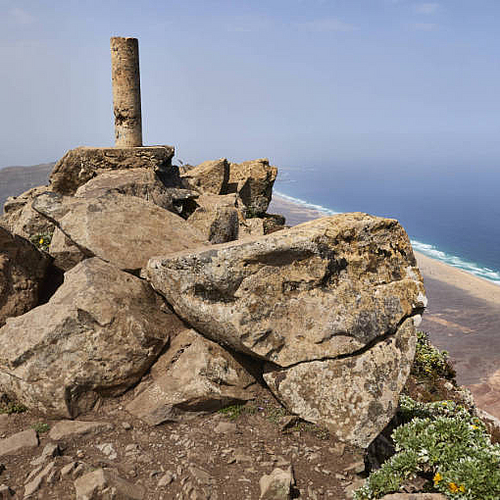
[110,37,143,147]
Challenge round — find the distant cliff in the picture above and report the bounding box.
[0,163,54,209]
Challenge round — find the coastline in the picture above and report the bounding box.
[269,193,500,418]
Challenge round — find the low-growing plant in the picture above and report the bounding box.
[32,422,50,434]
[218,403,248,420]
[412,331,456,381]
[0,402,27,414]
[354,396,500,500]
[29,232,52,252]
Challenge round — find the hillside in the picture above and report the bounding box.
[0,163,54,209]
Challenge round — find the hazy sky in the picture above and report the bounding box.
[1,0,499,170]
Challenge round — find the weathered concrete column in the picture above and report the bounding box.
[110,37,142,147]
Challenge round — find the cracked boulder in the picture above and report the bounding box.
[126,328,256,425]
[145,213,426,367]
[49,146,175,195]
[145,213,425,446]
[264,318,417,448]
[0,226,50,327]
[32,192,206,272]
[0,258,183,417]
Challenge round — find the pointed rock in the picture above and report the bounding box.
[0,258,183,417]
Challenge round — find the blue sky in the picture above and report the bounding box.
[1,0,499,170]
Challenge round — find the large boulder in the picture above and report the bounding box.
[264,318,417,448]
[187,194,241,244]
[145,213,426,367]
[1,186,54,239]
[49,146,175,195]
[32,192,206,272]
[126,328,256,425]
[226,158,278,215]
[0,258,182,417]
[180,158,229,195]
[0,226,50,327]
[75,168,199,217]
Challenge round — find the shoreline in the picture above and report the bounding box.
[269,193,500,418]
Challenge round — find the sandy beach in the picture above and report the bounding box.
[269,194,500,418]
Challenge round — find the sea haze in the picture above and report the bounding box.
[274,162,500,285]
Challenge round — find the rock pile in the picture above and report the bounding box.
[0,145,426,496]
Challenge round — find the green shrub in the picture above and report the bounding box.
[0,402,27,414]
[29,232,52,252]
[412,331,456,381]
[354,396,500,500]
[32,422,50,434]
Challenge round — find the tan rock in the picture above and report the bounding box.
[24,460,55,497]
[1,186,54,239]
[226,158,278,214]
[126,328,255,425]
[33,192,206,272]
[49,146,175,195]
[180,158,229,195]
[48,227,88,271]
[259,467,294,499]
[74,468,145,500]
[0,429,38,457]
[0,225,50,327]
[74,168,199,216]
[187,194,241,243]
[49,420,113,441]
[0,258,183,417]
[263,318,417,448]
[145,213,425,367]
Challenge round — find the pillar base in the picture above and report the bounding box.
[49,145,175,195]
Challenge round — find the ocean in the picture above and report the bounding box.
[273,163,500,285]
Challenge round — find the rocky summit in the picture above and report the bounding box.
[0,146,433,498]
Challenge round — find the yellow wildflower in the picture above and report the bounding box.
[472,425,479,430]
[433,472,443,484]
[39,238,44,245]
[459,484,465,492]
[448,482,459,493]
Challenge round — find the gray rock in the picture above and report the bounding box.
[264,318,417,448]
[0,258,182,417]
[49,146,175,195]
[145,213,425,367]
[74,468,145,500]
[259,467,294,499]
[0,225,50,327]
[32,192,206,272]
[30,443,60,466]
[49,421,113,441]
[74,168,199,216]
[0,429,38,458]
[24,460,55,497]
[126,328,255,425]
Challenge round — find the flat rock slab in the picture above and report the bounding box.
[33,192,206,272]
[0,429,38,457]
[75,168,199,216]
[49,420,113,441]
[0,225,50,327]
[49,146,175,195]
[145,213,426,367]
[126,328,256,425]
[264,318,417,448]
[180,158,229,195]
[0,258,183,417]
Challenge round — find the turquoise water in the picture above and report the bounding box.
[274,163,500,286]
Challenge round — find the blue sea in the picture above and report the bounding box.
[273,163,500,286]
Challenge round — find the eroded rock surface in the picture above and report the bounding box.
[180,158,229,195]
[264,318,417,448]
[0,226,50,327]
[0,258,180,417]
[145,213,425,367]
[32,192,206,272]
[49,146,175,195]
[126,328,256,425]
